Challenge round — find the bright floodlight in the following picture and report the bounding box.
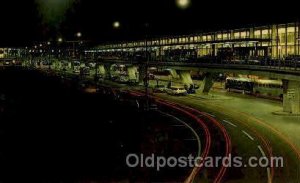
[176,0,191,9]
[76,32,82,38]
[47,42,51,45]
[113,21,120,29]
[58,38,63,42]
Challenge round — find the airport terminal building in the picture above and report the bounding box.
[94,22,300,60]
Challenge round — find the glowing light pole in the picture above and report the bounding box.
[76,32,82,38]
[47,41,51,69]
[58,38,63,59]
[176,0,191,9]
[113,21,121,29]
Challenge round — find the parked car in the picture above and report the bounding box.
[88,62,96,68]
[80,67,90,76]
[166,86,187,96]
[153,85,167,93]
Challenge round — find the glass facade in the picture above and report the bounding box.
[96,22,300,59]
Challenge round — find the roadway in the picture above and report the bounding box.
[152,90,300,183]
[17,63,300,182]
[118,80,300,182]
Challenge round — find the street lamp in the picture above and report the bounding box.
[74,32,83,59]
[176,0,191,9]
[57,38,63,59]
[47,42,51,69]
[113,21,120,29]
[76,32,82,38]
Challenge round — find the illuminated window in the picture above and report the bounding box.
[254,30,261,38]
[240,32,247,38]
[223,33,228,40]
[190,37,194,42]
[234,32,240,39]
[207,35,212,41]
[278,28,285,34]
[287,27,295,33]
[278,28,286,44]
[287,46,295,55]
[287,32,294,43]
[262,29,270,39]
[287,27,295,43]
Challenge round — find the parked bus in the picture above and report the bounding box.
[225,77,283,100]
[225,77,254,94]
[253,79,283,100]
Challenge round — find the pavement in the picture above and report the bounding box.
[151,78,300,150]
[154,89,300,182]
[20,65,300,182]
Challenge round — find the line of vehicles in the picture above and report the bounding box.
[0,58,22,66]
[25,58,284,100]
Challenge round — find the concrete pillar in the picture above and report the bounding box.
[104,63,113,79]
[199,73,214,95]
[138,65,146,84]
[169,69,179,79]
[177,70,193,88]
[127,66,139,83]
[212,44,216,56]
[97,64,106,76]
[282,80,300,114]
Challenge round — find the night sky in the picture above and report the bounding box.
[0,0,299,46]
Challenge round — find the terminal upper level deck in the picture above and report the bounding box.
[91,22,300,59]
